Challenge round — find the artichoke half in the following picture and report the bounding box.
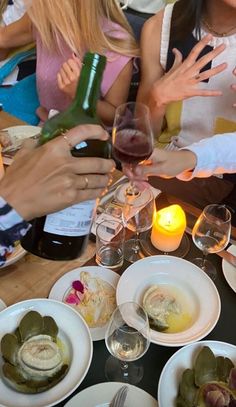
[176,347,236,407]
[1,311,69,393]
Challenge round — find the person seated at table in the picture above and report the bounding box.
[0,0,138,126]
[0,124,115,266]
[137,0,236,208]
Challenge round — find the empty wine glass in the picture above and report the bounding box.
[112,102,153,200]
[115,184,155,263]
[192,204,231,280]
[105,301,150,384]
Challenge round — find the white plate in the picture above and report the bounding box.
[0,298,93,407]
[49,266,120,341]
[2,125,41,165]
[116,255,221,347]
[64,382,157,407]
[0,244,26,268]
[222,244,236,293]
[158,340,236,407]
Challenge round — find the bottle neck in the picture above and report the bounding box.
[71,56,105,117]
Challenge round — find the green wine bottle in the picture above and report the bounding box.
[21,52,111,260]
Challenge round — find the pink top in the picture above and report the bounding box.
[35,20,132,112]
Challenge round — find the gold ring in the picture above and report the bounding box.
[195,74,201,80]
[83,176,89,189]
[62,133,73,149]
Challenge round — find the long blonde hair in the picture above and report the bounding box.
[26,0,139,57]
[0,0,8,18]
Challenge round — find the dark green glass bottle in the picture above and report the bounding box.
[21,52,111,260]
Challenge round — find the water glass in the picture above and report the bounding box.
[96,219,125,270]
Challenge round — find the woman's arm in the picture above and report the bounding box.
[136,12,166,136]
[132,133,236,180]
[0,13,33,49]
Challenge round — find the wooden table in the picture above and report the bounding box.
[1,112,236,406]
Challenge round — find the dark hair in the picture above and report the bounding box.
[171,0,205,42]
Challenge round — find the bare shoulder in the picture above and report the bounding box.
[141,9,164,41]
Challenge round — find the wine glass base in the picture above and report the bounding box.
[124,238,145,263]
[192,257,217,281]
[115,183,151,207]
[105,355,144,385]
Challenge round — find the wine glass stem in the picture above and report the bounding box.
[120,360,129,378]
[134,232,140,254]
[201,251,208,270]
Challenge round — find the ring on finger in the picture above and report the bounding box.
[83,176,89,189]
[62,132,73,149]
[195,74,201,80]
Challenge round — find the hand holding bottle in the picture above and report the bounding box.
[0,124,114,221]
[57,54,82,100]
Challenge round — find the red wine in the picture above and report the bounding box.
[113,129,152,165]
[21,53,109,261]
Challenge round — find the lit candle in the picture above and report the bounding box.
[151,205,186,252]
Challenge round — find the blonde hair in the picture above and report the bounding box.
[26,0,139,57]
[0,0,8,18]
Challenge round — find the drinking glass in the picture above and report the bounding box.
[192,204,231,280]
[115,185,155,263]
[105,302,150,384]
[112,102,154,200]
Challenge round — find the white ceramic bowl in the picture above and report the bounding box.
[0,298,93,407]
[158,340,236,407]
[116,255,221,346]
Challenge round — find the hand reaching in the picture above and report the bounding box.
[57,54,82,99]
[151,34,227,107]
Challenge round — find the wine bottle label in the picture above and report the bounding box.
[43,200,96,236]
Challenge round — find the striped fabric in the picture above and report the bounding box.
[0,197,30,266]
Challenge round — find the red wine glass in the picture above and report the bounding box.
[112,102,154,201]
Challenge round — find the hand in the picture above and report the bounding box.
[151,34,227,107]
[57,54,82,99]
[231,67,236,107]
[0,124,115,220]
[123,148,197,179]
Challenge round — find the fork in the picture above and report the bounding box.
[109,385,128,407]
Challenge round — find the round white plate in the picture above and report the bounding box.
[0,298,93,407]
[64,382,157,407]
[0,299,6,312]
[49,266,120,341]
[116,255,221,347]
[0,244,26,269]
[158,340,236,407]
[222,244,236,293]
[2,125,41,152]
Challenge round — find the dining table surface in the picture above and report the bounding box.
[1,110,236,406]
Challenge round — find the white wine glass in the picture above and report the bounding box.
[105,301,150,384]
[112,102,154,200]
[192,204,231,280]
[115,185,155,263]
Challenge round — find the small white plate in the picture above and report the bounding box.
[0,244,26,269]
[49,266,120,341]
[64,382,157,407]
[0,298,93,407]
[116,255,221,347]
[158,340,236,407]
[222,245,236,293]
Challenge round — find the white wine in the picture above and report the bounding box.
[21,53,110,260]
[107,326,149,362]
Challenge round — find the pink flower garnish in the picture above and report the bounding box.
[72,280,85,293]
[65,293,80,305]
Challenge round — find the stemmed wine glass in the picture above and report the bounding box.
[112,102,154,201]
[105,301,150,384]
[192,204,231,280]
[115,184,155,263]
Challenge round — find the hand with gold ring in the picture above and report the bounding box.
[0,124,115,221]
